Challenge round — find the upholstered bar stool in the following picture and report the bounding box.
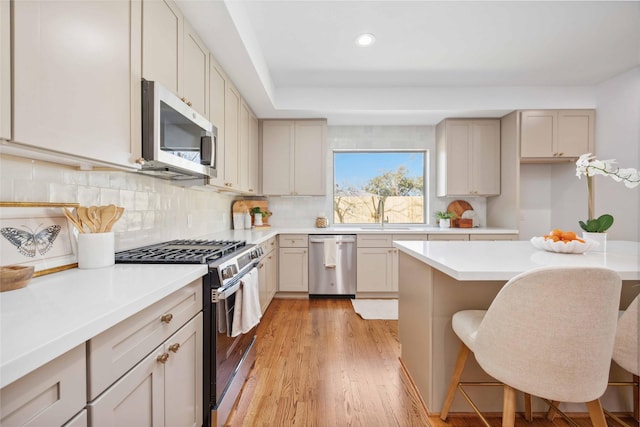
[440,266,622,427]
[605,294,640,426]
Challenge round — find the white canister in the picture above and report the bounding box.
[244,212,252,228]
[233,213,245,230]
[77,232,115,269]
[254,213,263,226]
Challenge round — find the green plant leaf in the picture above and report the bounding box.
[586,219,601,232]
[578,220,589,232]
[595,214,614,232]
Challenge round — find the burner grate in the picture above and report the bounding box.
[115,239,247,264]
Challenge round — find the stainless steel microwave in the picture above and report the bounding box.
[140,79,217,180]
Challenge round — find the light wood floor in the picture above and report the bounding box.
[228,298,639,427]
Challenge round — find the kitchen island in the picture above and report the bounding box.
[394,240,640,416]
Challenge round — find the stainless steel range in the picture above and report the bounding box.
[115,239,264,427]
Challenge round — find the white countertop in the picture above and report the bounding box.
[394,240,640,281]
[195,226,518,244]
[0,264,207,388]
[0,225,517,389]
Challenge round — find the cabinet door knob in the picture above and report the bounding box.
[157,353,170,364]
[259,263,265,269]
[168,343,180,353]
[160,313,173,324]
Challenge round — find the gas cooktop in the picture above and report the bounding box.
[115,239,247,264]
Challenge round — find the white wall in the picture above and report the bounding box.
[594,67,640,241]
[0,155,235,250]
[267,125,488,228]
[518,67,640,240]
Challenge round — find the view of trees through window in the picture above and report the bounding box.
[333,151,425,224]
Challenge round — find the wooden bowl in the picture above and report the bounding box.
[0,265,35,292]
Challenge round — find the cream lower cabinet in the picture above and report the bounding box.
[87,279,203,427]
[357,247,397,292]
[278,234,308,292]
[9,0,141,170]
[0,344,86,426]
[258,237,278,312]
[356,234,397,293]
[89,314,202,427]
[428,234,470,241]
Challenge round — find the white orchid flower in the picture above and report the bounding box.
[576,153,639,186]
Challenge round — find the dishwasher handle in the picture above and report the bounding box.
[309,236,356,244]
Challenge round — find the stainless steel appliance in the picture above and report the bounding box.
[115,239,264,427]
[139,79,217,180]
[309,234,356,297]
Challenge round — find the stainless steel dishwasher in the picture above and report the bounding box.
[309,235,357,297]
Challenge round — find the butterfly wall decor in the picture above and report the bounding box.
[1,224,62,258]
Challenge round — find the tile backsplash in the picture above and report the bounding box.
[0,155,234,250]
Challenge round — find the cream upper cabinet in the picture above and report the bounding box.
[0,0,10,141]
[142,0,208,117]
[238,101,250,192]
[142,0,182,95]
[182,21,209,117]
[436,119,501,197]
[10,0,141,170]
[262,119,327,196]
[223,82,241,190]
[208,55,226,188]
[520,109,595,160]
[248,111,260,194]
[262,120,293,195]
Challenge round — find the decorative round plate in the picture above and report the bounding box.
[530,236,599,254]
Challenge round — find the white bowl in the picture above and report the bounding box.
[530,236,599,254]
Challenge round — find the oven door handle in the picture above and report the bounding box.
[214,281,241,302]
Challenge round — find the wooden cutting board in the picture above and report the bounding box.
[447,200,473,218]
[231,199,271,226]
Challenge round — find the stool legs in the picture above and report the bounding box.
[586,399,608,427]
[502,385,516,427]
[440,343,470,420]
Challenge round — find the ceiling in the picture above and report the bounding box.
[177,1,640,125]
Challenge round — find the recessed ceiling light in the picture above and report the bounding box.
[355,33,376,47]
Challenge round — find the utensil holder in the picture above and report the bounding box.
[78,232,115,269]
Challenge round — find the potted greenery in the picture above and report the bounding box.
[576,153,639,251]
[435,211,455,228]
[251,206,272,226]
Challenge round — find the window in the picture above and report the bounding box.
[333,151,425,225]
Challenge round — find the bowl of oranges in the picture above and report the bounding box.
[530,229,599,254]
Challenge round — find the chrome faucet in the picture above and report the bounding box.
[377,198,387,228]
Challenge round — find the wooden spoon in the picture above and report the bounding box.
[77,206,96,233]
[88,205,101,232]
[104,206,125,232]
[99,205,117,232]
[62,208,85,233]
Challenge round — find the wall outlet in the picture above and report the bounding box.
[187,213,193,228]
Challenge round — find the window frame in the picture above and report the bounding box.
[332,149,428,227]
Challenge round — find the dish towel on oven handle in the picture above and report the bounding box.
[231,267,262,337]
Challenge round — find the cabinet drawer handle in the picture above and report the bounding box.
[259,263,265,269]
[168,343,180,353]
[161,313,173,324]
[157,353,170,364]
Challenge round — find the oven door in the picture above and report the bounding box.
[210,266,260,407]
